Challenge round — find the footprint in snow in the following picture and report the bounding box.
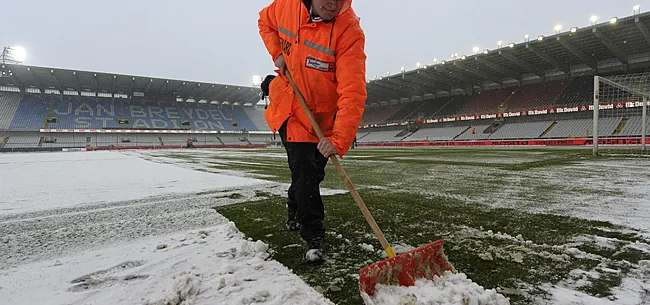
[67,260,149,292]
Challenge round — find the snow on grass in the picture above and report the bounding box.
[361,271,510,305]
[0,222,333,305]
[0,151,266,216]
[541,263,650,305]
[0,150,339,304]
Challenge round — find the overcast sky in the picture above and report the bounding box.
[2,0,643,87]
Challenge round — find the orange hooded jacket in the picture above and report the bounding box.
[258,0,367,157]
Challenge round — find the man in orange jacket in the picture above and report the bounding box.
[258,0,367,262]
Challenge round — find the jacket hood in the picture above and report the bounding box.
[339,0,352,16]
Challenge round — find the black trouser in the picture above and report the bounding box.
[279,121,329,242]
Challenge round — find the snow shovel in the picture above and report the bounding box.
[283,70,455,298]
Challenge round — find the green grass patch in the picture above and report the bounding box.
[216,189,650,304]
[158,147,650,304]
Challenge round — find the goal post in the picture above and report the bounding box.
[593,74,649,156]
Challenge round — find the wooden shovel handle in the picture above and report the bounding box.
[284,70,395,258]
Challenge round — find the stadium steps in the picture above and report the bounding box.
[176,103,187,123]
[482,121,504,136]
[614,118,629,135]
[216,137,225,145]
[452,126,472,140]
[430,96,459,118]
[43,97,56,129]
[38,137,44,148]
[399,131,419,141]
[540,121,558,137]
[120,99,127,128]
[0,137,8,148]
[357,132,371,140]
[402,100,429,121]
[395,129,411,138]
[497,102,507,114]
[158,136,164,146]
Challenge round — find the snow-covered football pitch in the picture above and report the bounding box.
[1,147,649,305]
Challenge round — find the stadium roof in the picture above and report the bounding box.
[366,11,650,106]
[3,11,650,107]
[0,64,262,105]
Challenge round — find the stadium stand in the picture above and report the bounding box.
[9,94,49,130]
[403,125,469,141]
[361,103,405,125]
[619,116,650,136]
[457,88,515,116]
[455,124,494,140]
[489,121,555,139]
[554,76,593,107]
[541,117,621,138]
[3,132,40,148]
[385,100,425,122]
[504,81,567,111]
[0,92,22,129]
[359,129,404,143]
[243,106,270,131]
[1,94,261,132]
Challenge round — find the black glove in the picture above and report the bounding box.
[261,74,276,97]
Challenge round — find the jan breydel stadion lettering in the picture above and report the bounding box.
[9,97,256,131]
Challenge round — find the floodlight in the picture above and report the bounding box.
[401,66,405,72]
[591,15,599,24]
[554,24,562,33]
[610,17,618,24]
[472,46,479,53]
[461,55,466,60]
[570,27,578,33]
[633,5,641,14]
[509,43,515,48]
[538,35,544,41]
[252,75,263,86]
[416,62,421,68]
[11,46,26,62]
[433,58,438,64]
[441,61,446,65]
[524,34,530,42]
[497,41,503,47]
[423,65,428,69]
[483,49,489,54]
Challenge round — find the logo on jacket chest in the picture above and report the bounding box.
[305,56,335,72]
[280,37,292,56]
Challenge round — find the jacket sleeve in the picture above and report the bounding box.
[258,0,283,62]
[330,25,367,158]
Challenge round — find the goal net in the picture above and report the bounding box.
[593,73,649,156]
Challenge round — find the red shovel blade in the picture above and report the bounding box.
[358,240,453,297]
